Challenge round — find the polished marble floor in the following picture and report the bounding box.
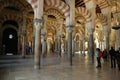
[0,53,120,80]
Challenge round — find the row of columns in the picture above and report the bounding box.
[32,0,98,68]
[0,0,113,70]
[20,0,113,69]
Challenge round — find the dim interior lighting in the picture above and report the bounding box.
[9,34,13,39]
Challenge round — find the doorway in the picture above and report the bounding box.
[2,28,18,55]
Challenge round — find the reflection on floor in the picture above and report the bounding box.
[0,53,120,80]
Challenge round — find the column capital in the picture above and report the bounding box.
[104,31,109,37]
[34,18,43,24]
[88,28,94,34]
[66,25,74,33]
[41,33,46,37]
[85,0,96,10]
[34,18,44,29]
[65,0,74,6]
[41,33,46,41]
[57,35,61,39]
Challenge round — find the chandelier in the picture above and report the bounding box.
[112,0,120,30]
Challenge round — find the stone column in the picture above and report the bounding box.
[115,30,120,50]
[57,18,64,57]
[82,23,85,55]
[106,34,109,53]
[57,35,61,57]
[41,33,47,57]
[85,0,96,63]
[103,25,110,54]
[64,39,67,54]
[34,18,43,69]
[54,37,58,53]
[72,31,75,55]
[17,24,22,55]
[80,40,82,54]
[65,0,75,66]
[41,14,47,57]
[82,34,85,55]
[86,22,94,62]
[67,26,73,65]
[31,24,35,55]
[61,38,65,53]
[22,13,27,58]
[17,31,20,55]
[89,29,94,62]
[102,6,111,51]
[33,0,43,69]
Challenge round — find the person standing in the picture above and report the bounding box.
[102,49,108,62]
[26,45,31,55]
[109,47,116,68]
[95,48,102,68]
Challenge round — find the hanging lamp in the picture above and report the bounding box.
[112,0,120,30]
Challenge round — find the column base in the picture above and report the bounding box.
[34,65,40,69]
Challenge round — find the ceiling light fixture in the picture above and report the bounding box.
[112,0,120,30]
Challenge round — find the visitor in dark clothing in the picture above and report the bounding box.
[109,47,116,68]
[102,49,108,62]
[95,48,102,68]
[26,46,31,55]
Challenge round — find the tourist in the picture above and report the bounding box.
[109,47,116,68]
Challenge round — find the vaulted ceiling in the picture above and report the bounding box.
[0,0,119,46]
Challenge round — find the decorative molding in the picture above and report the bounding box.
[33,18,43,24]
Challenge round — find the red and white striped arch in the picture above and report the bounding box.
[44,0,70,18]
[96,13,107,26]
[0,14,22,26]
[0,0,25,11]
[75,7,92,22]
[97,0,109,9]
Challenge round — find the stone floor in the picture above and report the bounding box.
[0,53,120,80]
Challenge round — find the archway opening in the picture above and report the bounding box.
[2,28,18,55]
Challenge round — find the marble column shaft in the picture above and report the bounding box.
[115,30,120,50]
[42,34,47,56]
[72,32,75,54]
[85,0,96,63]
[89,33,94,62]
[17,31,20,55]
[105,33,109,54]
[58,36,61,56]
[86,22,95,63]
[82,35,85,55]
[31,26,35,54]
[22,14,27,58]
[67,26,73,66]
[55,38,58,53]
[34,0,43,69]
[34,18,43,69]
[66,0,75,66]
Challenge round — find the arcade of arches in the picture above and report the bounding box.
[0,0,120,69]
